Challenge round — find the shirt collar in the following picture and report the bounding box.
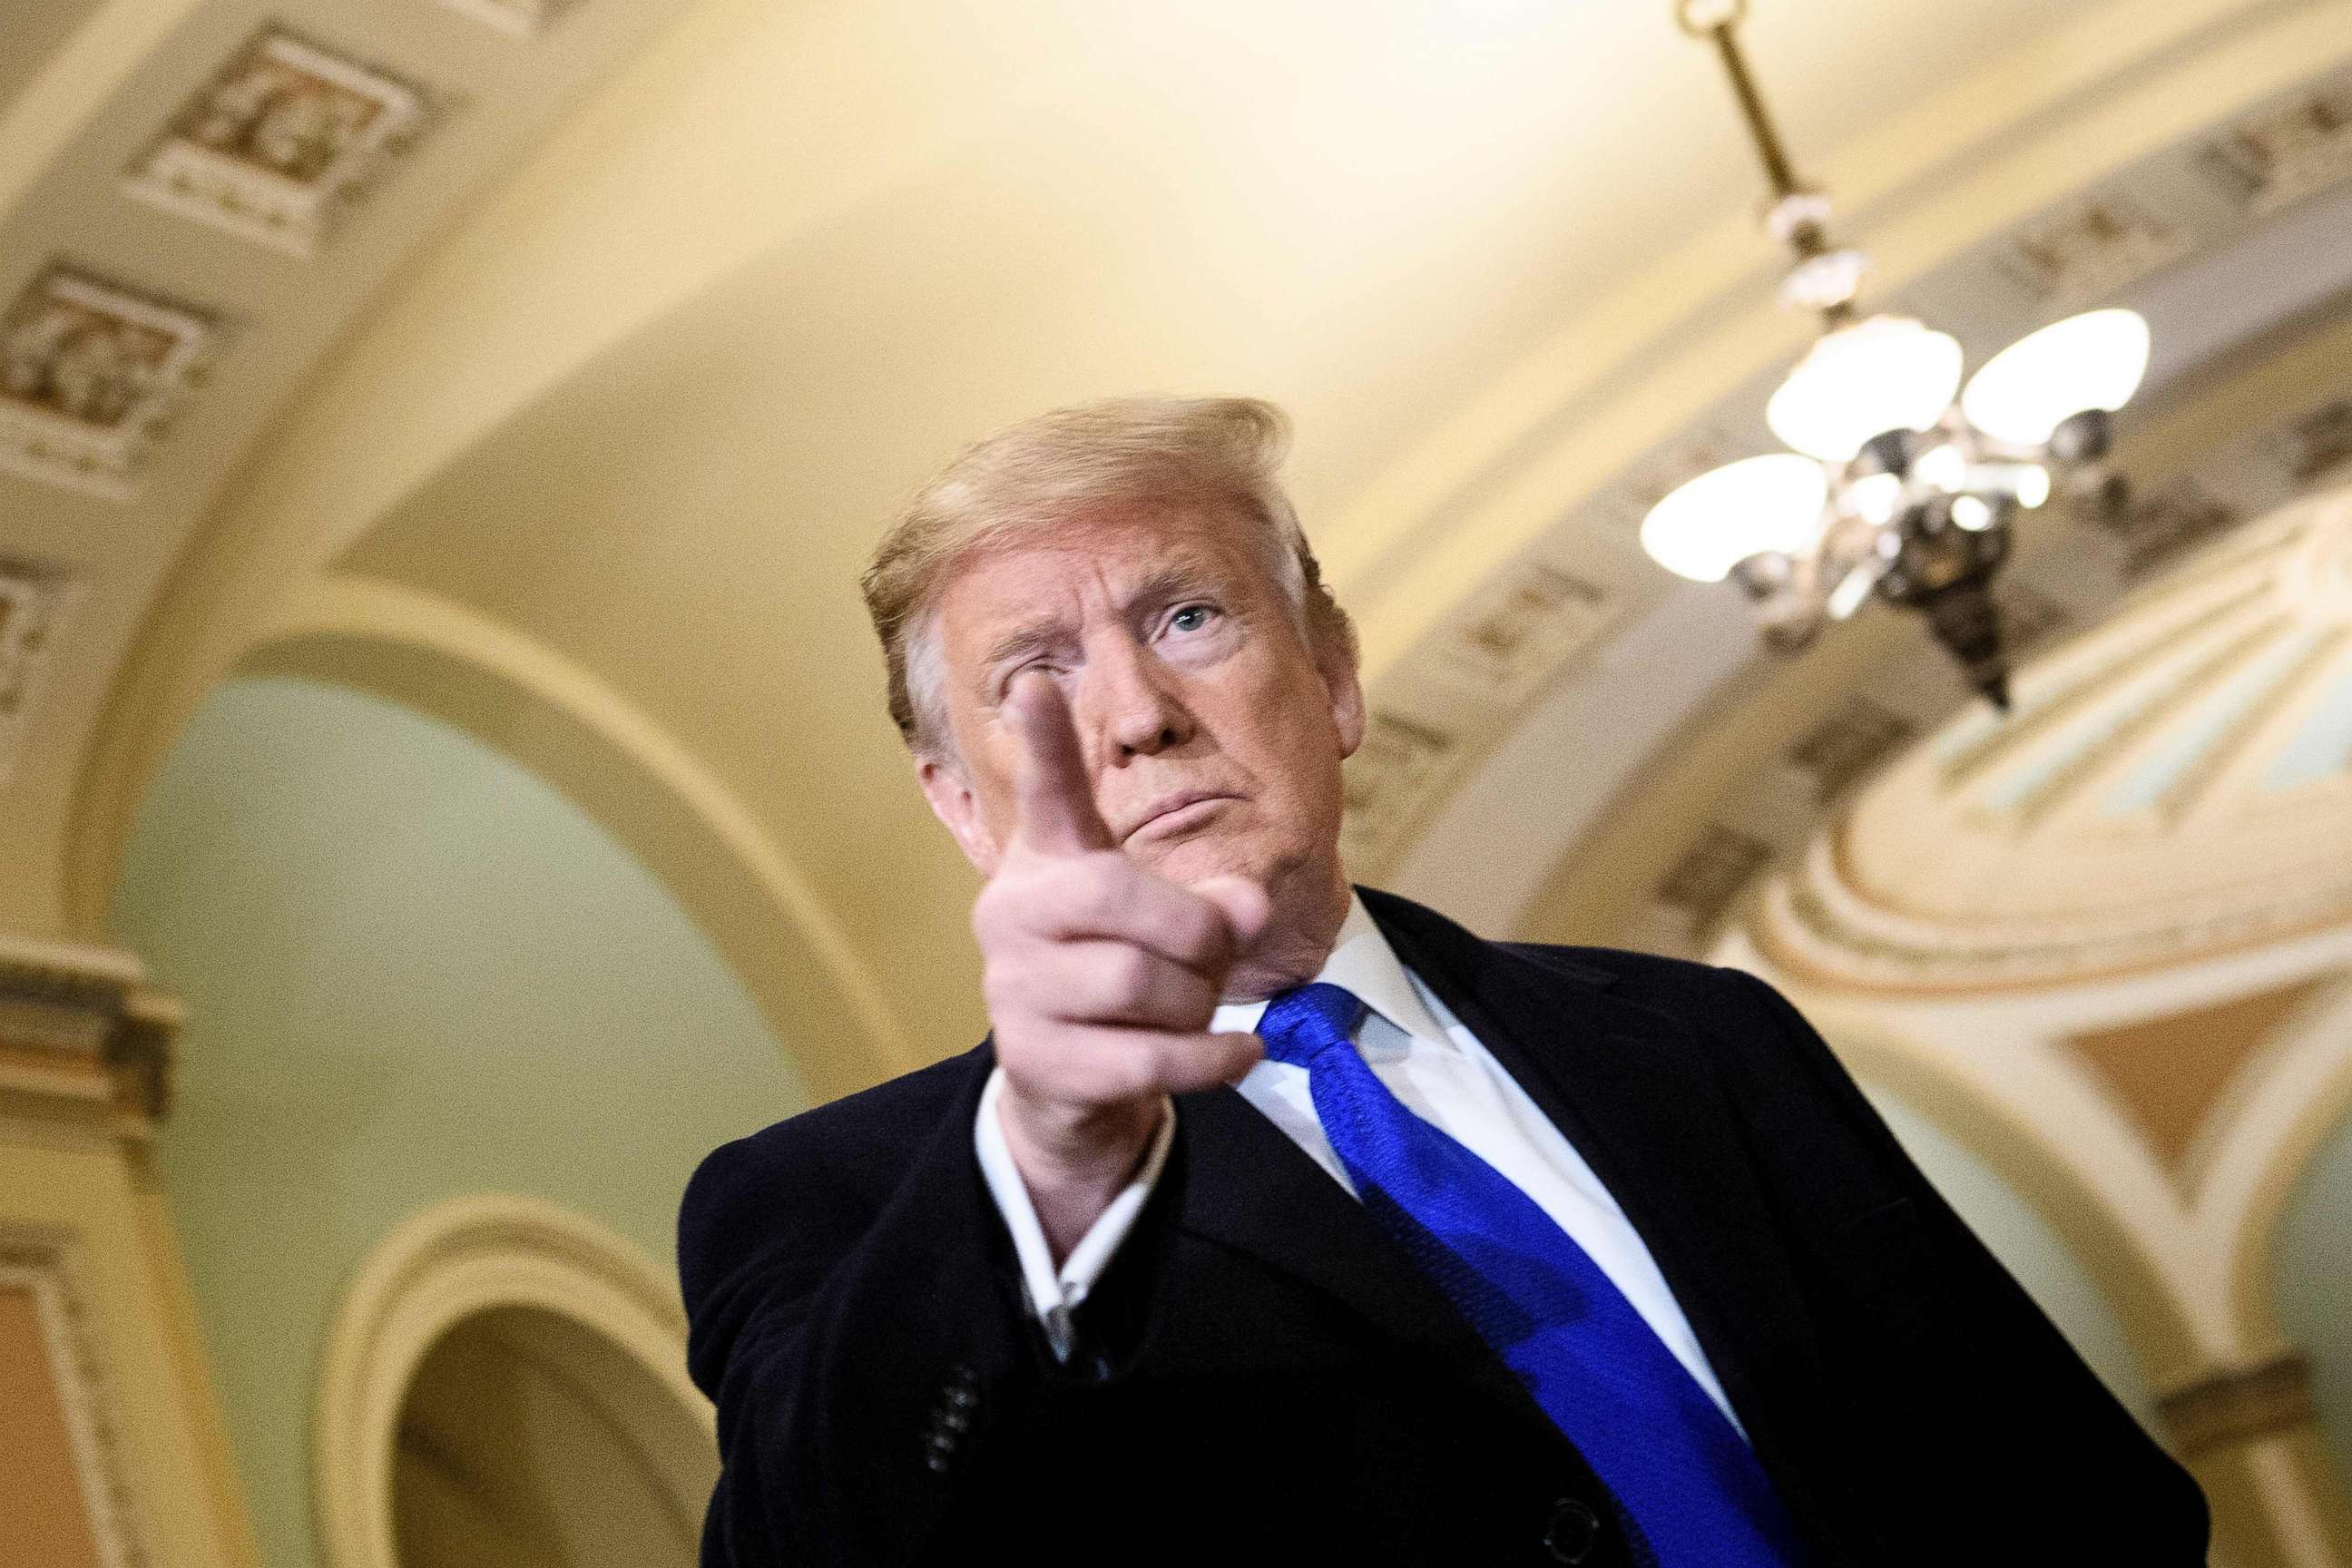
[1210,891,1455,1049]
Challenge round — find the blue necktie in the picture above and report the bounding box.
[1257,982,1808,1567]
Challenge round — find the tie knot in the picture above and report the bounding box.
[1257,982,1367,1068]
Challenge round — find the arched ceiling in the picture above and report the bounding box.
[1759,482,2352,994]
[3,0,2350,1091]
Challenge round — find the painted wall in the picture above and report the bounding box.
[2273,1104,2352,1494]
[110,675,808,1568]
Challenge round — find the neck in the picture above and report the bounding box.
[1223,858,1351,1001]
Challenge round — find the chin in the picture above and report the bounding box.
[1135,832,1269,888]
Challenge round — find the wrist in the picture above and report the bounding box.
[996,1090,1162,1260]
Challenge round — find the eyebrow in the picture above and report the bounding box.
[974,563,1228,683]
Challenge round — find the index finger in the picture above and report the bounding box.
[1004,670,1113,855]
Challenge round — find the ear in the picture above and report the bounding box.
[918,753,1004,876]
[1323,651,1367,760]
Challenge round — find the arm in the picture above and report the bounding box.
[1720,967,2210,1562]
[972,1070,1176,1362]
[680,1089,1038,1568]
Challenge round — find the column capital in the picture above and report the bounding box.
[2156,1349,2315,1457]
[0,932,184,1137]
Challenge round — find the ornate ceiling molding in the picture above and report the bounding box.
[0,555,79,787]
[2204,75,2352,216]
[122,24,441,258]
[1756,482,2352,994]
[1341,558,1622,874]
[47,0,2343,965]
[0,263,222,500]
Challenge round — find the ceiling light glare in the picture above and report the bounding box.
[1972,461,2052,508]
[1951,495,1996,532]
[1844,471,1903,526]
[1767,315,1964,463]
[1962,309,2151,447]
[1640,454,1829,583]
[1827,562,1880,620]
[1913,443,1966,494]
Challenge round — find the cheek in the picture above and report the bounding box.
[1224,670,1346,810]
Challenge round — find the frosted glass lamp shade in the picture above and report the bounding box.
[1640,454,1829,582]
[1766,315,1964,462]
[1962,309,2151,447]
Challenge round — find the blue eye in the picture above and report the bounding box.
[1169,604,1215,633]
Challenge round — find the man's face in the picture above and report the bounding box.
[916,506,1365,901]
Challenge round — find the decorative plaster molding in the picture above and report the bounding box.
[1648,822,1771,945]
[0,1225,150,1568]
[122,27,437,258]
[2002,193,2187,308]
[1432,562,1619,702]
[1340,710,1457,873]
[0,935,181,1132]
[2158,1349,2316,1457]
[2203,74,2352,217]
[1781,698,1915,806]
[2094,481,2245,580]
[2275,399,2352,489]
[314,1193,705,1568]
[0,557,80,789]
[0,265,220,500]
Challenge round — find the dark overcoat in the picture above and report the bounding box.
[679,887,2209,1566]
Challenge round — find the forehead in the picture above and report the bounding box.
[933,507,1272,639]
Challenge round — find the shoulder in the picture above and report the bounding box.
[676,1044,991,1310]
[1503,939,1789,1020]
[1501,936,1818,1059]
[1357,883,1796,1043]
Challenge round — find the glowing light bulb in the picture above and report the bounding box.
[1962,309,2151,447]
[1640,455,1829,583]
[1767,315,1964,463]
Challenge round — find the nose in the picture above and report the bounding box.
[1080,633,1193,761]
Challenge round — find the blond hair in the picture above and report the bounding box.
[861,396,1357,758]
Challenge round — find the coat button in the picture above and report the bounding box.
[1542,1498,1601,1563]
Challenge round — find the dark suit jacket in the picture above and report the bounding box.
[679,887,2209,1566]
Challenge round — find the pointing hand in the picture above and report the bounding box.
[975,671,1269,1259]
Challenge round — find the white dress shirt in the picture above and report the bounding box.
[973,893,1745,1437]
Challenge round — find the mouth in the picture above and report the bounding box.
[1122,791,1240,845]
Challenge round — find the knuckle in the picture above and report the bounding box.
[1105,945,1154,1005]
[1171,898,1229,967]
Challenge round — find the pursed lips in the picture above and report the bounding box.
[1120,789,1239,844]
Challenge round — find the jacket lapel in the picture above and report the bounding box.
[1359,887,1858,1553]
[1169,1080,1576,1454]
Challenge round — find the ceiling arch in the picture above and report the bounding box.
[0,0,2335,1094]
[238,573,922,1100]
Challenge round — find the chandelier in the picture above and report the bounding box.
[1641,0,2152,709]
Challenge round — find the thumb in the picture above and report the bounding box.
[1188,874,1271,954]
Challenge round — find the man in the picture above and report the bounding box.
[680,397,2208,1565]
